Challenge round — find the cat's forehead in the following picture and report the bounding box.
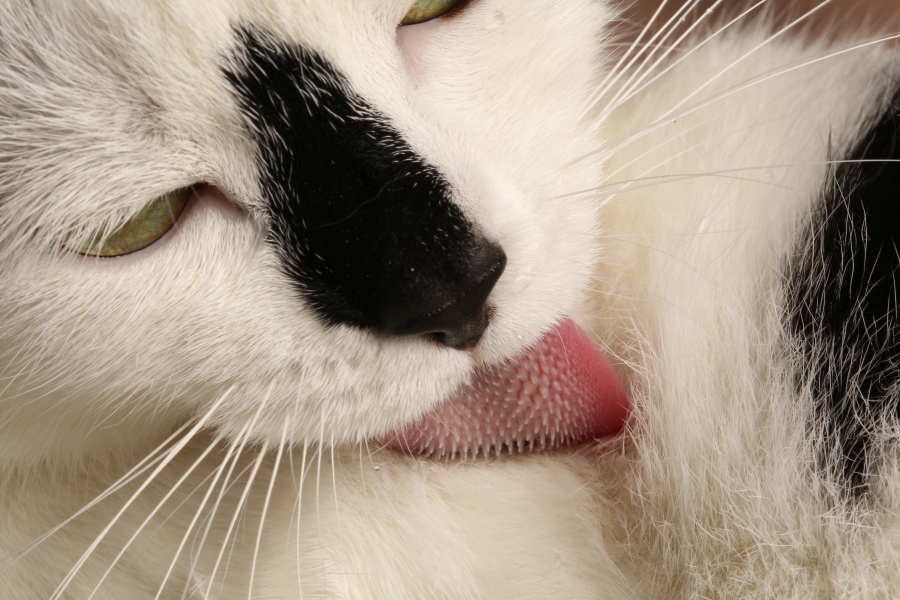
[143,0,417,76]
[0,0,605,242]
[0,0,419,221]
[8,0,434,86]
[1,0,421,117]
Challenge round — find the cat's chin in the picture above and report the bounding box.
[380,318,629,460]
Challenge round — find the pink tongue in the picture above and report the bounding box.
[384,318,629,459]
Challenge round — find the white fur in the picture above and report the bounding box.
[1,0,899,598]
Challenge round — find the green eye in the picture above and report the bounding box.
[64,188,191,257]
[401,0,466,25]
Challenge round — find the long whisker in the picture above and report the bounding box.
[588,0,696,114]
[182,439,255,600]
[358,442,367,496]
[206,442,269,599]
[49,387,236,599]
[294,440,311,600]
[659,0,837,119]
[593,105,742,188]
[559,159,900,200]
[0,416,195,574]
[586,0,673,116]
[559,110,802,207]
[249,418,289,598]
[201,382,276,598]
[312,408,329,593]
[87,437,224,599]
[596,0,768,121]
[602,0,725,117]
[570,33,900,168]
[330,434,342,542]
[161,401,265,599]
[153,434,240,600]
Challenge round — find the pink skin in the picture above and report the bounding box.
[384,319,629,459]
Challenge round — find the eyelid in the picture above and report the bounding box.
[62,187,192,257]
[400,0,468,26]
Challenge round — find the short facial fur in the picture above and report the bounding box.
[4,0,900,599]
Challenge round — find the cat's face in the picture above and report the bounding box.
[0,0,611,461]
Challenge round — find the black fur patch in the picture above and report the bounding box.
[791,86,900,495]
[223,28,503,342]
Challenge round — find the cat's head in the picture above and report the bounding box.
[0,0,612,463]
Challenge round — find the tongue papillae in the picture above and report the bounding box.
[384,318,629,459]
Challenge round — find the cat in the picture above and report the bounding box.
[1,0,900,598]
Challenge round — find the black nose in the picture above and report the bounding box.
[227,33,508,348]
[381,242,506,350]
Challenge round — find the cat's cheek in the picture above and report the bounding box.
[202,337,475,448]
[31,186,478,449]
[395,17,441,83]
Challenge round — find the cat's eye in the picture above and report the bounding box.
[63,188,191,257]
[400,0,466,25]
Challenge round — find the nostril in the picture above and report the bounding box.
[428,302,491,350]
[383,243,506,350]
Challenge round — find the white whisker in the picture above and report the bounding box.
[330,434,342,540]
[0,417,195,574]
[589,0,698,114]
[87,437,224,599]
[585,0,673,116]
[312,408,330,594]
[294,440,311,600]
[201,383,276,598]
[206,442,269,599]
[603,0,725,117]
[153,436,236,600]
[562,159,900,200]
[249,418,289,598]
[660,0,838,119]
[49,387,235,600]
[598,0,769,120]
[571,32,900,168]
[182,446,257,600]
[161,401,266,599]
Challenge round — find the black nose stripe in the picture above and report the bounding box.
[224,27,503,341]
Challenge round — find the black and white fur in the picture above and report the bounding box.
[1,0,899,597]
